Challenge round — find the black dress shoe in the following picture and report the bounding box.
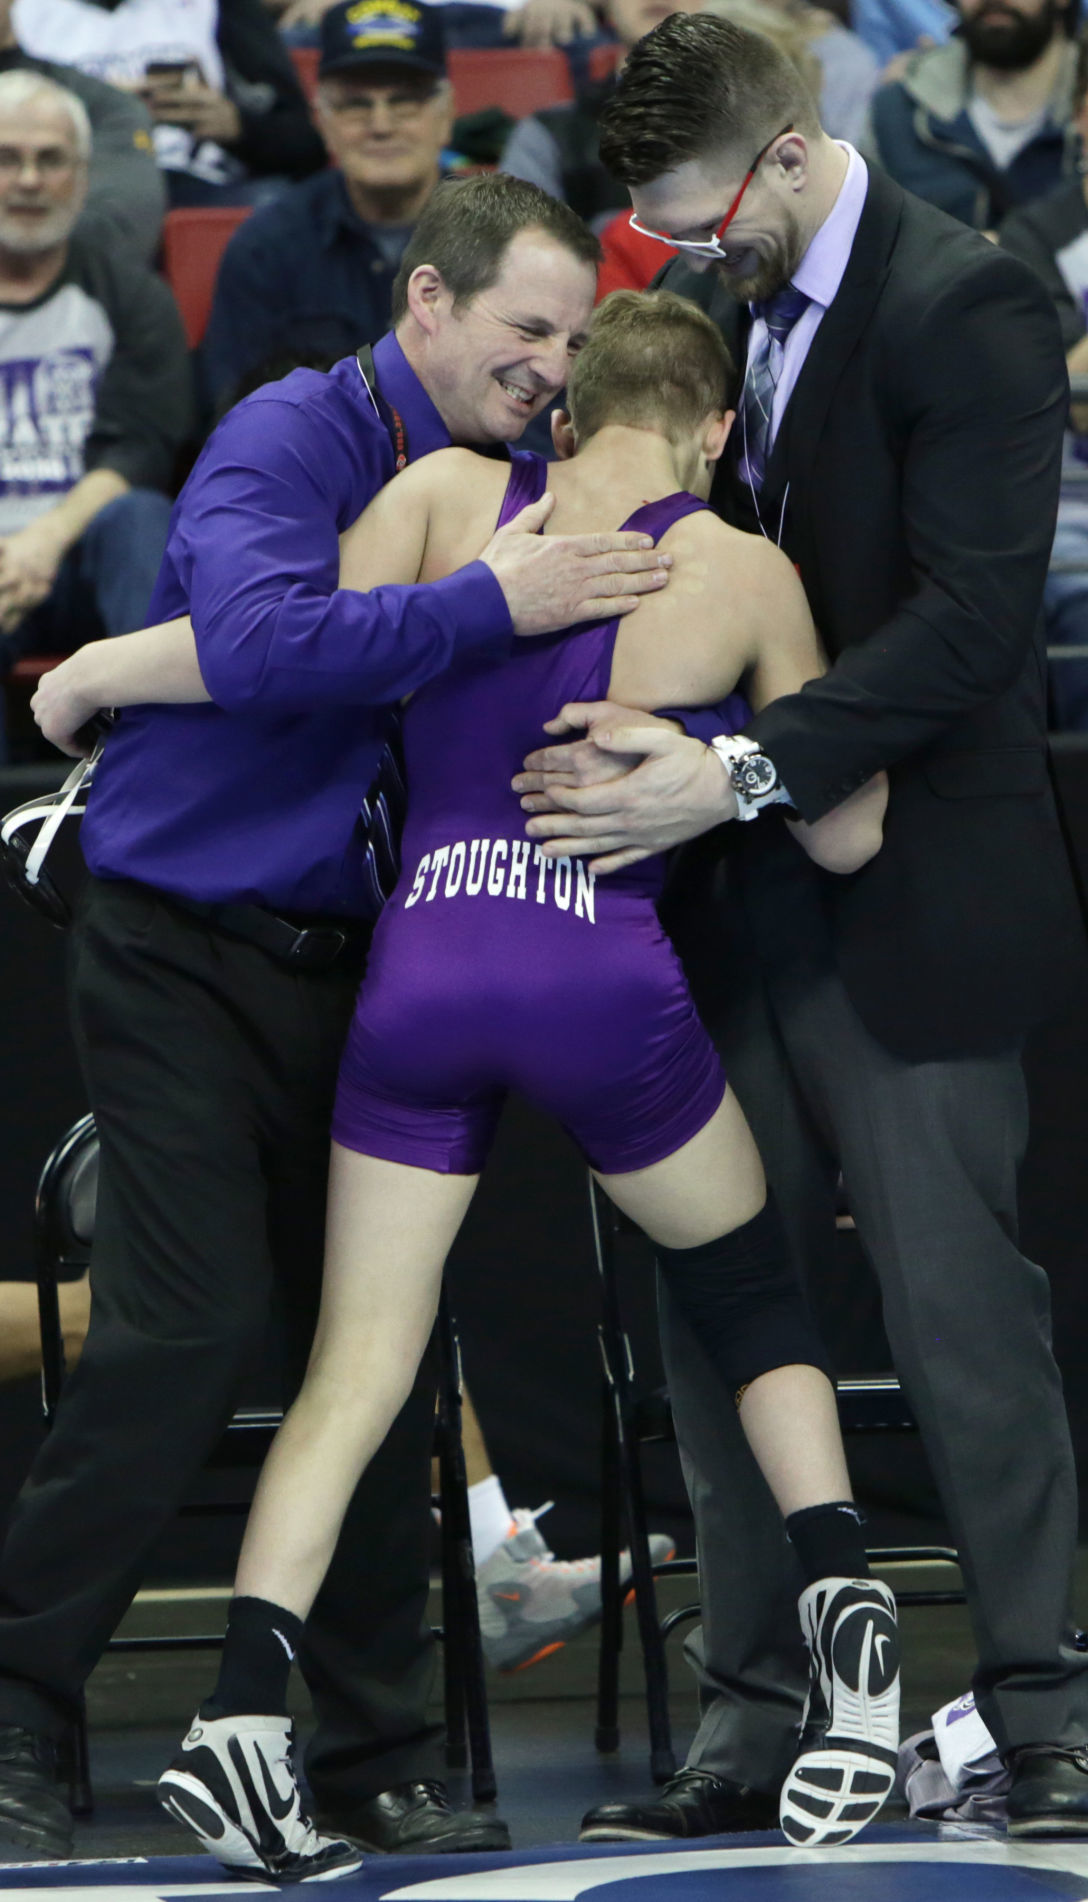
[580,1766,779,1842]
[1007,1745,1088,1836]
[0,1726,74,1859]
[315,1779,511,1853]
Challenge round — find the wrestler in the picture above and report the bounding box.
[148,289,895,1876]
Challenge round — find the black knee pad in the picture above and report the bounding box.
[656,1195,833,1397]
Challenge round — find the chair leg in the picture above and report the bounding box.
[618,1419,676,1785]
[596,1367,623,1754]
[590,1173,676,1784]
[436,1293,497,1805]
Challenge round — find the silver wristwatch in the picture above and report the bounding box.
[709,735,794,822]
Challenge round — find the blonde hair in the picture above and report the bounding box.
[566,289,734,446]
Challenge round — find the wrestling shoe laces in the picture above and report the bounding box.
[476,1503,675,1674]
[780,1576,901,1848]
[157,1712,362,1883]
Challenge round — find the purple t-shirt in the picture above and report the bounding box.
[80,334,513,918]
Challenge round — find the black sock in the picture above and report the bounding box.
[786,1501,870,1587]
[200,1595,304,1720]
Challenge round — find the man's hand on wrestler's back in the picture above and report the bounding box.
[513,700,739,873]
[480,493,672,637]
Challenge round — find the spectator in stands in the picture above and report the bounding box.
[269,0,602,56]
[1000,25,1088,727]
[865,0,1080,228]
[0,0,164,260]
[0,72,190,763]
[12,0,326,208]
[851,0,954,67]
[202,0,454,409]
[500,0,702,230]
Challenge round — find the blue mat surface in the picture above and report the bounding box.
[3,1829,1088,1899]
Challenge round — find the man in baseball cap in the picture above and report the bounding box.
[319,0,448,79]
[204,0,454,405]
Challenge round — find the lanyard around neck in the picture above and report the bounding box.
[357,344,410,471]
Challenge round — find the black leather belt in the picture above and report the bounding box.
[164,893,365,972]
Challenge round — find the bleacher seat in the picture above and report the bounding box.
[290,44,321,105]
[161,206,253,350]
[586,40,622,84]
[448,47,573,119]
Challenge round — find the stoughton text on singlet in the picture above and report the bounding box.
[403,838,597,923]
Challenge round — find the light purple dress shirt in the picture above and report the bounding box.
[746,142,870,457]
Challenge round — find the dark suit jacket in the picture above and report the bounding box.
[664,165,1086,1061]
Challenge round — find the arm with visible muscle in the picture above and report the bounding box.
[31,616,208,757]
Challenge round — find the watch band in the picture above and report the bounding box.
[709,735,794,821]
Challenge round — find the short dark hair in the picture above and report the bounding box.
[391,174,601,323]
[598,13,821,188]
[567,289,734,443]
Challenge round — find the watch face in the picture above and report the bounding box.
[736,753,778,797]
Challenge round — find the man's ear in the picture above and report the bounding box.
[704,408,734,464]
[551,408,577,460]
[775,132,809,192]
[405,263,449,336]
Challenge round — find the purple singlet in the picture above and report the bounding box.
[332,451,746,1176]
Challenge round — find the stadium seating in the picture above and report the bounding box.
[289,43,321,104]
[161,206,253,350]
[448,46,573,118]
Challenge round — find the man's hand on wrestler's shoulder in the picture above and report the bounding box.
[512,700,739,874]
[479,493,673,638]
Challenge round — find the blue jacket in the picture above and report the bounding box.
[866,36,1078,229]
[201,168,425,411]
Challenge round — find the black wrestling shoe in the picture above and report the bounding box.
[579,1767,779,1842]
[1007,1745,1088,1836]
[779,1577,900,1848]
[316,1779,511,1854]
[158,1713,362,1882]
[0,1726,73,1860]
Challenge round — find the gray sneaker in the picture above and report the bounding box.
[476,1505,676,1673]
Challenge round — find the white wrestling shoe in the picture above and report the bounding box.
[157,1712,363,1883]
[780,1576,900,1847]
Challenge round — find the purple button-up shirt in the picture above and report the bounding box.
[81,334,513,917]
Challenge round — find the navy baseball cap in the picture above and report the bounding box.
[319,0,446,79]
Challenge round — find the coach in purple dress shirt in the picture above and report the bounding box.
[517,13,1088,1846]
[0,173,672,1863]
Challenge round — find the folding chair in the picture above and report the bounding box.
[34,1115,495,1815]
[160,206,253,349]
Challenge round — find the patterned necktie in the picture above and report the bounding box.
[738,284,811,492]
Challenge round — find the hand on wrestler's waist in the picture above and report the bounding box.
[510,703,738,875]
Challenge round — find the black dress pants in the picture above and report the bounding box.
[0,877,444,1802]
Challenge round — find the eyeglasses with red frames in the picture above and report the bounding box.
[627,121,794,259]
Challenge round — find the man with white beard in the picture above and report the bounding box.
[0,70,189,752]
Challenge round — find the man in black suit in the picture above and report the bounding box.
[515,11,1088,1840]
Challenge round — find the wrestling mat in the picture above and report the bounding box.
[4,1829,1088,1899]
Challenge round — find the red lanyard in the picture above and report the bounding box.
[390,403,408,473]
